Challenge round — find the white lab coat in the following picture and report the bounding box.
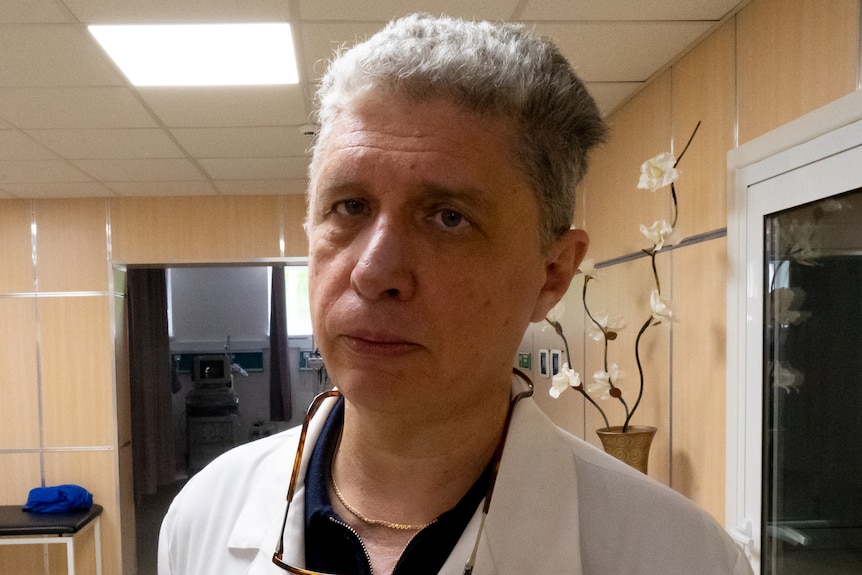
[159,389,752,575]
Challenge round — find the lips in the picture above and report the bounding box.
[338,329,422,356]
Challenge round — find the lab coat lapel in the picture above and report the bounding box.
[439,398,583,575]
[229,394,340,575]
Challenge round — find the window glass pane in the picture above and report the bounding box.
[762,187,862,574]
[285,266,312,336]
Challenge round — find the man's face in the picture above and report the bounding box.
[306,96,561,417]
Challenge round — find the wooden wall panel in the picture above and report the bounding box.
[110,195,283,263]
[0,546,43,574]
[283,193,310,257]
[581,257,672,484]
[44,450,118,575]
[0,452,41,505]
[39,296,114,448]
[0,200,34,293]
[0,298,40,450]
[671,19,737,236]
[671,238,728,523]
[579,73,673,263]
[737,0,859,144]
[35,199,108,293]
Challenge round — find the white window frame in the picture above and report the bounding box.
[726,89,862,573]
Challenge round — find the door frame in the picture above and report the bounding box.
[726,89,862,573]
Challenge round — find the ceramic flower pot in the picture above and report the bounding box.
[595,425,657,474]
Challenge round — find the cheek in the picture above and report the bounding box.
[307,251,342,324]
[439,272,534,336]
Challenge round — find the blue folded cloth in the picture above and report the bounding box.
[23,484,93,514]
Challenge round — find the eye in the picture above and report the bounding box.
[334,198,368,217]
[432,208,470,230]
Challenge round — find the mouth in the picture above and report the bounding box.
[340,330,422,356]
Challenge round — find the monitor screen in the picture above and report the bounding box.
[193,354,232,387]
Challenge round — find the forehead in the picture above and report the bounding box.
[308,96,527,199]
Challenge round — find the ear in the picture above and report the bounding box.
[529,229,589,323]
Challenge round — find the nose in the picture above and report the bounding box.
[350,216,416,301]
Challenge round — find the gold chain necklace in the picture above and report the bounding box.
[330,475,436,531]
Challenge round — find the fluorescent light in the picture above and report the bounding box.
[89,23,299,86]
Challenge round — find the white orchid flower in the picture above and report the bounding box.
[772,287,810,327]
[819,198,846,212]
[588,363,624,400]
[639,219,681,251]
[579,258,599,279]
[780,219,818,266]
[546,301,566,324]
[549,363,581,398]
[637,152,679,192]
[772,361,804,393]
[650,289,676,323]
[587,311,626,341]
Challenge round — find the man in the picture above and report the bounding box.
[159,13,752,575]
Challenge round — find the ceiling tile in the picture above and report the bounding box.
[0,160,93,183]
[0,182,115,198]
[0,87,158,129]
[300,22,388,81]
[0,130,58,160]
[0,0,74,23]
[26,128,185,159]
[170,126,314,158]
[105,181,218,196]
[62,0,294,23]
[0,0,745,200]
[199,157,310,180]
[70,158,206,182]
[137,86,311,128]
[521,0,743,20]
[0,26,124,87]
[297,0,522,22]
[214,179,307,195]
[534,21,714,81]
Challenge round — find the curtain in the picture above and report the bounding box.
[127,268,176,496]
[269,264,292,420]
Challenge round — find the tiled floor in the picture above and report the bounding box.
[135,479,186,575]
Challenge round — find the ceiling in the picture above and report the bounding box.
[0,0,746,200]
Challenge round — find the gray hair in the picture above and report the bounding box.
[311,13,607,251]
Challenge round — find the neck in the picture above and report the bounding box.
[331,382,511,527]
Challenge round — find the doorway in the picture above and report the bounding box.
[120,263,315,575]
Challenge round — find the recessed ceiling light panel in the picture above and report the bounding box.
[89,23,299,86]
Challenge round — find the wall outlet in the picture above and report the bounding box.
[518,352,531,370]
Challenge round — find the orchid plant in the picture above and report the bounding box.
[546,122,701,433]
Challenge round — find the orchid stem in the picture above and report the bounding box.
[674,121,701,168]
[650,251,661,296]
[546,316,610,429]
[624,315,653,433]
[581,278,629,417]
[582,390,610,429]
